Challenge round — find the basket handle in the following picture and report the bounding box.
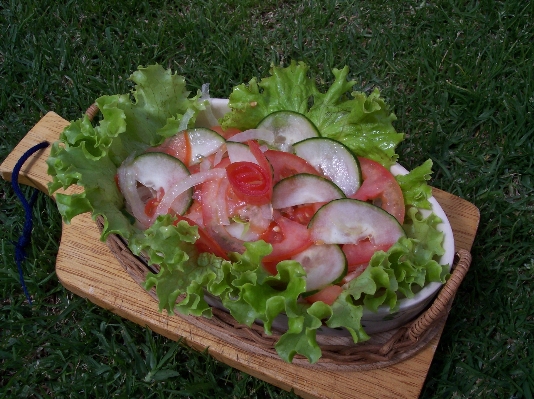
[406,248,472,342]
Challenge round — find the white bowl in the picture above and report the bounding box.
[198,98,455,336]
[359,163,455,334]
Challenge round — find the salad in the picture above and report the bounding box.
[47,62,449,363]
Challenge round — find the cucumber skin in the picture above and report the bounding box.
[272,173,345,209]
[132,152,193,215]
[307,198,406,245]
[293,137,362,196]
[256,110,320,151]
[292,243,347,293]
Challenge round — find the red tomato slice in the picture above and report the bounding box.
[304,285,343,305]
[143,188,165,217]
[200,158,270,253]
[226,162,271,205]
[147,131,192,166]
[351,157,405,224]
[342,240,391,272]
[261,214,313,273]
[248,140,273,177]
[173,215,229,260]
[279,203,323,226]
[209,125,242,140]
[183,198,204,227]
[341,265,368,285]
[144,198,159,217]
[264,150,319,184]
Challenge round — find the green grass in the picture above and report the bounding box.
[1,0,533,397]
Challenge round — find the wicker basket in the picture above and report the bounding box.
[94,200,470,372]
[88,104,471,370]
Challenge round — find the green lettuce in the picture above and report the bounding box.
[396,159,434,209]
[221,61,404,167]
[46,62,448,364]
[47,65,205,239]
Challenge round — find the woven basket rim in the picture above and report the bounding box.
[95,216,471,370]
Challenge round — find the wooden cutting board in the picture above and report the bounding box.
[1,112,480,399]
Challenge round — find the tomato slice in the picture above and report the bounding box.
[264,150,319,184]
[173,215,229,260]
[341,265,368,285]
[304,285,343,305]
[351,157,405,223]
[247,140,273,181]
[342,240,391,272]
[147,131,192,166]
[279,203,323,226]
[144,198,159,217]
[209,125,242,140]
[226,162,271,205]
[225,140,273,204]
[261,214,313,273]
[143,188,165,217]
[183,197,204,227]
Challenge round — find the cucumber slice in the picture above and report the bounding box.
[271,173,345,209]
[308,198,405,246]
[292,244,347,292]
[118,152,193,225]
[186,128,226,165]
[293,137,361,196]
[256,111,319,152]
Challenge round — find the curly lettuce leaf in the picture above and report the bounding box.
[326,290,369,343]
[221,61,404,167]
[138,216,233,317]
[275,301,332,363]
[396,159,434,209]
[47,65,205,239]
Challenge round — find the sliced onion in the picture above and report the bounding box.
[213,144,226,166]
[225,223,255,241]
[153,168,227,221]
[227,142,258,165]
[200,169,231,227]
[199,157,212,172]
[261,203,274,220]
[227,128,275,144]
[198,83,219,127]
[215,177,231,225]
[200,83,210,100]
[117,156,151,228]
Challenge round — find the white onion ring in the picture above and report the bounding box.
[117,156,151,228]
[198,83,219,127]
[152,168,227,222]
[227,128,275,144]
[213,144,226,166]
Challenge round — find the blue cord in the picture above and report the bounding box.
[11,141,50,306]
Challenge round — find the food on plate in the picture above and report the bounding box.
[47,62,450,363]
